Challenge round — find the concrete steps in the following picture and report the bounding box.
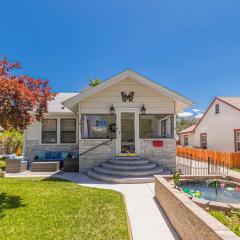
[102,162,157,171]
[87,156,167,183]
[108,159,149,166]
[87,170,155,184]
[94,166,163,177]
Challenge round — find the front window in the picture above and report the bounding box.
[82,115,116,139]
[60,119,76,143]
[200,133,207,149]
[139,114,174,138]
[184,135,188,146]
[42,119,57,143]
[235,130,240,152]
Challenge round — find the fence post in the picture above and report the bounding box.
[208,157,210,175]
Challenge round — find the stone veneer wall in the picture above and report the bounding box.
[78,138,176,172]
[140,139,176,171]
[79,139,116,173]
[25,140,78,163]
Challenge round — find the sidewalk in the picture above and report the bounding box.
[56,173,179,240]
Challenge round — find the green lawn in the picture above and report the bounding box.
[210,211,240,236]
[0,178,130,240]
[233,168,240,172]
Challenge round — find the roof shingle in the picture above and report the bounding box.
[48,93,79,113]
[218,97,240,110]
[178,125,196,134]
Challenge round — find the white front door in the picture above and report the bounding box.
[116,108,140,155]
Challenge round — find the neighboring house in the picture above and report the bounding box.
[179,97,240,152]
[24,69,192,172]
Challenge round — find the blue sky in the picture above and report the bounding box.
[1,1,240,113]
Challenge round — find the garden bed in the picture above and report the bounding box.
[210,210,240,237]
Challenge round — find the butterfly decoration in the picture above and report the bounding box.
[121,92,134,102]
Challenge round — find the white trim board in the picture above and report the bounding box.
[116,108,140,155]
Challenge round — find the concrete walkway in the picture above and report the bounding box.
[6,170,61,177]
[56,173,179,240]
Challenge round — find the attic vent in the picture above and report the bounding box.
[61,106,65,110]
[215,104,219,114]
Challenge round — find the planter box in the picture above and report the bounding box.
[155,176,239,240]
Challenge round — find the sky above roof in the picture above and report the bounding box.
[1,0,240,114]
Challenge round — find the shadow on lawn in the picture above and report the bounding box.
[0,192,25,218]
[41,176,71,183]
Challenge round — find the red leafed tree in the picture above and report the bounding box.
[0,56,56,130]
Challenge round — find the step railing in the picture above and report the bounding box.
[79,138,113,157]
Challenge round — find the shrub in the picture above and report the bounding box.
[0,129,23,154]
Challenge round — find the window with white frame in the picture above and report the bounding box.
[139,114,174,138]
[42,119,57,143]
[82,115,116,139]
[200,133,207,149]
[235,130,240,152]
[60,119,76,143]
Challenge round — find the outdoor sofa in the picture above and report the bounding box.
[33,151,78,172]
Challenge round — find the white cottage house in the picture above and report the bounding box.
[179,97,240,153]
[24,70,192,181]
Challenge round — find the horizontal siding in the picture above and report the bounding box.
[24,116,79,162]
[26,121,41,141]
[80,78,174,114]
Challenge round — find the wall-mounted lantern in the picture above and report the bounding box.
[141,105,146,114]
[110,104,115,114]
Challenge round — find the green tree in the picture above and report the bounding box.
[89,79,102,87]
[176,116,198,134]
[0,129,23,154]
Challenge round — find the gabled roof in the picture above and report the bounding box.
[179,96,240,134]
[178,125,196,134]
[63,69,193,112]
[47,93,79,113]
[217,97,240,111]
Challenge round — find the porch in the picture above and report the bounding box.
[78,110,176,173]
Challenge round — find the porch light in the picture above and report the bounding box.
[110,104,115,114]
[141,105,146,114]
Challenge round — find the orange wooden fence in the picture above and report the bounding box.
[177,147,240,169]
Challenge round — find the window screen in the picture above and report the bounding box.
[61,119,76,143]
[42,119,57,143]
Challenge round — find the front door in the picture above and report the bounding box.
[116,108,139,155]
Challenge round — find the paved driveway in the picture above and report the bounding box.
[56,173,179,240]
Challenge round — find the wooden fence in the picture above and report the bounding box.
[177,147,240,169]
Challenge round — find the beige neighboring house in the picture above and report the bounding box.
[24,69,192,173]
[179,97,240,152]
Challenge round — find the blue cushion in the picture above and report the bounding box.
[61,151,68,159]
[70,152,79,159]
[45,152,60,160]
[38,152,45,159]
